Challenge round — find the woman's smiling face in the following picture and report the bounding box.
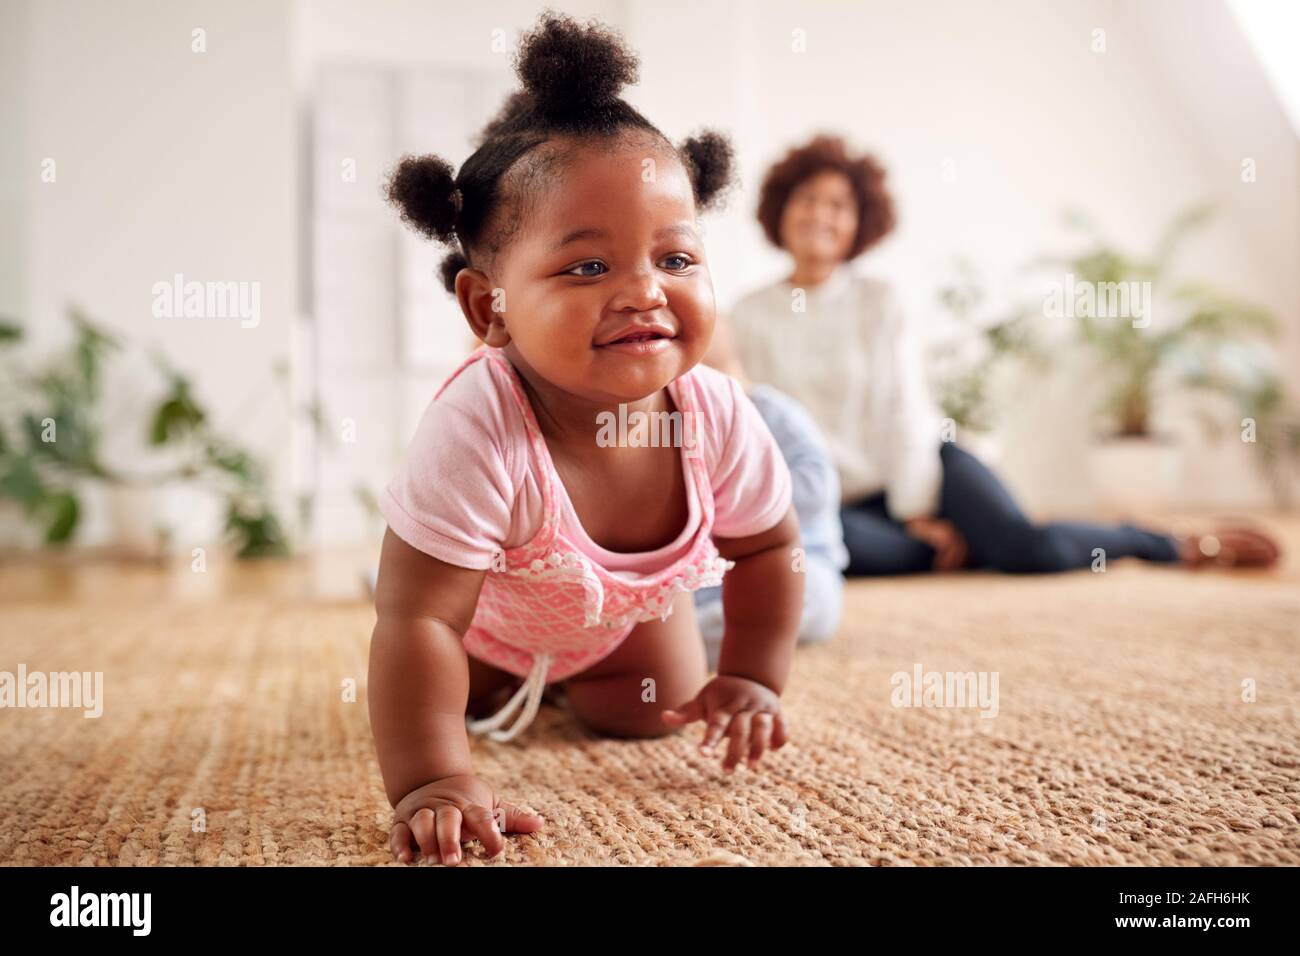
[779,169,859,265]
[476,135,715,406]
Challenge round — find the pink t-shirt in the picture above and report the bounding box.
[380,350,793,574]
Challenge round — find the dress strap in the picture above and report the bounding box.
[433,345,492,401]
[673,368,717,528]
[478,349,563,551]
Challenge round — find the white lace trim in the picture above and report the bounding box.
[600,555,734,630]
[499,549,734,630]
[508,550,591,577]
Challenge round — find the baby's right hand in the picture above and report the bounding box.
[389,774,544,865]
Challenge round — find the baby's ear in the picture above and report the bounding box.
[455,268,510,347]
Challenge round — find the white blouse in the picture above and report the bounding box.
[727,265,944,521]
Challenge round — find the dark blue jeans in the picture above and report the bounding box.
[840,443,1180,576]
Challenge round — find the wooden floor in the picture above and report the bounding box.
[1,518,1297,865]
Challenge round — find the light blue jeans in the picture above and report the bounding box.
[693,554,844,671]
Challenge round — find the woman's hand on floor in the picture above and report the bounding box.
[904,517,969,571]
[389,774,544,865]
[662,675,789,772]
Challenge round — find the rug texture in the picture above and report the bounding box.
[2,539,1297,866]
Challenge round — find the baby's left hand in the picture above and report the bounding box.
[661,675,788,771]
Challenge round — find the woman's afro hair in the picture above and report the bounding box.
[384,11,735,293]
[756,134,896,261]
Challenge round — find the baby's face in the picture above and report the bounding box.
[491,137,714,405]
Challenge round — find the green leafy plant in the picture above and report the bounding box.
[928,259,1045,432]
[0,307,292,556]
[0,310,118,542]
[1232,377,1300,508]
[1030,202,1299,503]
[145,358,291,558]
[1038,203,1279,439]
[929,204,1299,503]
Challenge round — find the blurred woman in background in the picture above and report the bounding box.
[726,134,1278,575]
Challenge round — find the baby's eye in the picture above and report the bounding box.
[660,254,694,272]
[566,260,608,278]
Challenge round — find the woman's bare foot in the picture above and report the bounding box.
[1176,526,1281,569]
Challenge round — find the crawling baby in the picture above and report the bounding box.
[368,13,803,865]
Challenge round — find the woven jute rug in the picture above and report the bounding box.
[2,547,1297,866]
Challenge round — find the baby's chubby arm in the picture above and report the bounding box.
[712,504,804,690]
[663,505,804,769]
[368,528,543,863]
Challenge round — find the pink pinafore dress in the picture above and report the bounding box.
[440,348,733,743]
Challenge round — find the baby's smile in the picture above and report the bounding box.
[595,319,678,356]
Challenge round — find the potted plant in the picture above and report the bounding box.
[928,258,1045,464]
[0,311,113,549]
[0,308,291,559]
[1035,204,1281,512]
[1239,377,1300,509]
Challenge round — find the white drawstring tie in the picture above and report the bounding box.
[465,652,553,743]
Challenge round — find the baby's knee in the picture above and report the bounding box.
[574,706,682,740]
[566,685,684,739]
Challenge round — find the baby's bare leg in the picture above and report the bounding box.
[564,591,709,739]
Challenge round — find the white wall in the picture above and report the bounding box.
[0,1,29,324]
[5,0,296,544]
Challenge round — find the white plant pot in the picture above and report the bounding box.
[108,479,224,560]
[0,500,43,551]
[1087,437,1183,514]
[108,482,170,560]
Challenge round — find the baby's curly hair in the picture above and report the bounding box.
[755,135,895,261]
[386,11,736,294]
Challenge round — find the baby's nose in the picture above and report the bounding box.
[611,271,668,311]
